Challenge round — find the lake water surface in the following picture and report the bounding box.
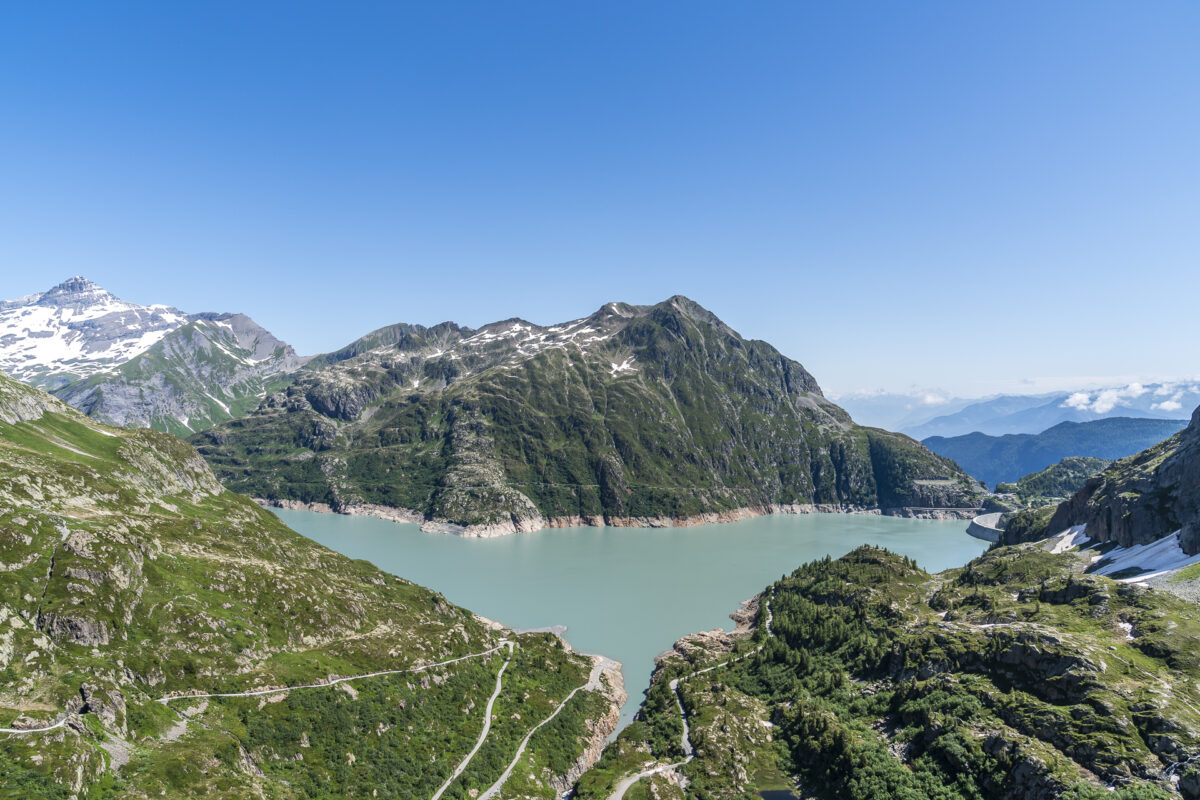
[273,509,988,729]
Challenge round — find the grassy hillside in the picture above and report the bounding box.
[996,456,1112,507]
[0,372,621,798]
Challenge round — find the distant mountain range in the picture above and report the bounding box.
[831,391,979,432]
[194,296,983,533]
[0,277,302,434]
[836,383,1198,438]
[1003,404,1200,556]
[923,416,1190,486]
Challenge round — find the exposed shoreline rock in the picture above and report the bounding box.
[256,498,981,537]
[551,654,627,795]
[654,591,766,670]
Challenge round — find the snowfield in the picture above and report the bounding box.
[0,277,187,385]
[1045,526,1200,583]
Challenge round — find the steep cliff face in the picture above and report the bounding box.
[1044,405,1200,553]
[193,297,982,532]
[0,373,621,797]
[53,312,303,435]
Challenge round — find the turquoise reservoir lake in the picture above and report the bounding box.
[273,509,989,729]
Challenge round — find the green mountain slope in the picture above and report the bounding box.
[581,545,1200,800]
[0,372,623,798]
[52,313,304,437]
[997,456,1112,507]
[192,297,982,534]
[923,417,1188,487]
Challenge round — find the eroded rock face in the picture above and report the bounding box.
[1179,766,1200,800]
[53,312,303,435]
[0,372,71,425]
[38,612,110,646]
[1048,405,1200,553]
[550,661,627,794]
[79,681,127,736]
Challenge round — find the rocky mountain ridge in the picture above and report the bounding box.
[924,416,1188,486]
[54,312,303,435]
[0,277,303,434]
[998,456,1113,507]
[0,276,188,388]
[194,296,984,535]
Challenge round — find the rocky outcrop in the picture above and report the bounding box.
[79,681,127,736]
[0,369,70,424]
[550,657,626,794]
[1046,405,1200,553]
[37,612,110,646]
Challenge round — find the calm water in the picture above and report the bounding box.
[273,509,988,729]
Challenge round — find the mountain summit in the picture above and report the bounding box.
[195,296,984,534]
[31,275,120,308]
[0,277,187,387]
[0,278,302,433]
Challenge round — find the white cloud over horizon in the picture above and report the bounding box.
[829,379,1200,415]
[1062,383,1148,414]
[1057,382,1200,415]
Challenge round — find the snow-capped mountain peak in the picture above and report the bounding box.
[35,275,119,309]
[0,277,188,388]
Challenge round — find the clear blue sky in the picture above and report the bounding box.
[1,2,1197,397]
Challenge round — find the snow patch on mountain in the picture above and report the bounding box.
[0,277,187,387]
[1088,530,1200,583]
[610,357,636,376]
[1047,526,1200,584]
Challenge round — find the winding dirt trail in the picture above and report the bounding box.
[479,655,618,800]
[607,591,774,800]
[158,641,510,705]
[430,641,514,800]
[0,717,67,734]
[1,641,512,736]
